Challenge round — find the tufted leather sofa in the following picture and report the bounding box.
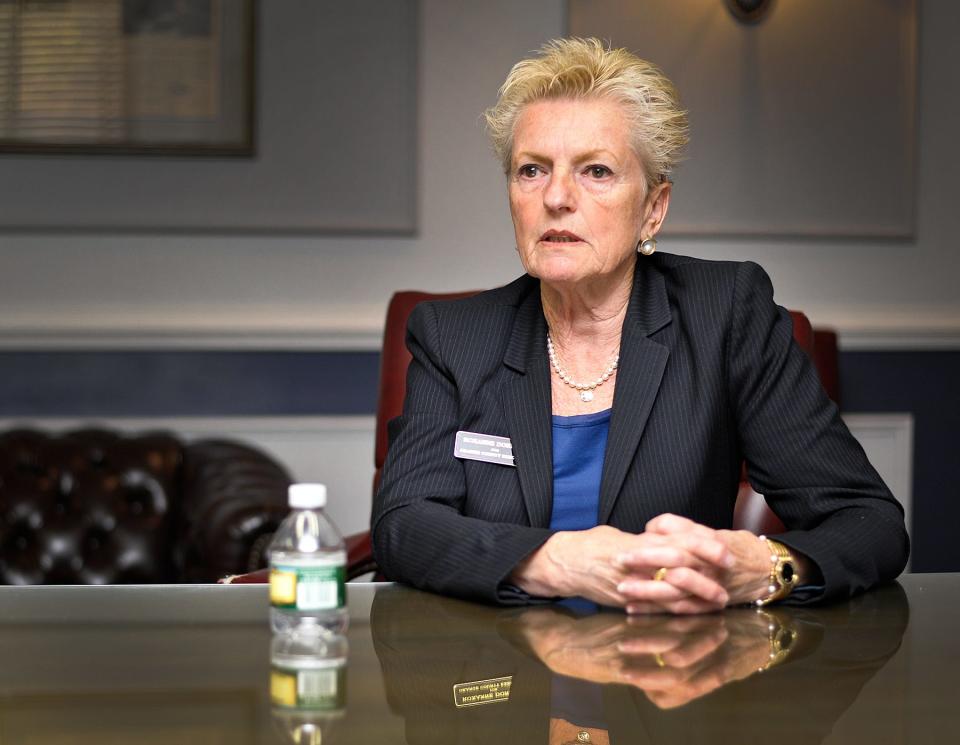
[0,428,291,584]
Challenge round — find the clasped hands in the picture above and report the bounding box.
[512,514,773,613]
[511,606,787,709]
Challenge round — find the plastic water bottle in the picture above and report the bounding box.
[269,483,348,636]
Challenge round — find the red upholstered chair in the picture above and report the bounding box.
[732,318,841,536]
[222,291,475,585]
[224,295,833,584]
[813,328,840,408]
[371,296,825,550]
[732,311,812,536]
[373,291,481,493]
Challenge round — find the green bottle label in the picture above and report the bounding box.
[271,664,347,711]
[270,555,346,610]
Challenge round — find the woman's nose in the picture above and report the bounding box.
[542,169,576,212]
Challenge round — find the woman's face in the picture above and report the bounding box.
[508,97,664,289]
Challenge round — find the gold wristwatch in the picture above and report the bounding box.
[754,536,799,606]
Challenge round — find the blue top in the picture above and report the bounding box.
[548,408,824,600]
[549,599,607,729]
[549,408,612,532]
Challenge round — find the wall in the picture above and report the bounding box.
[0,1,957,566]
[2,1,955,349]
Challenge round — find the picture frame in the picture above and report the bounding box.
[0,0,255,156]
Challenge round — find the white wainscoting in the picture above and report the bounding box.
[4,413,912,555]
[843,414,915,568]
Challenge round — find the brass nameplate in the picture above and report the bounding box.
[452,676,512,708]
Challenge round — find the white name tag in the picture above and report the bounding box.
[454,431,515,467]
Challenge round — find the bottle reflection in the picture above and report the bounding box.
[371,584,908,744]
[270,632,348,745]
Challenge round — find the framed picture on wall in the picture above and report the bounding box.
[0,0,255,156]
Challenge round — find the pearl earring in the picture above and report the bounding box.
[638,238,657,256]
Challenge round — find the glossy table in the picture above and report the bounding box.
[0,574,956,744]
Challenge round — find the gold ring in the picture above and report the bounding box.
[653,567,668,581]
[653,653,667,668]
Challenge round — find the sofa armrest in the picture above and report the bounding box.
[175,439,291,582]
[219,531,376,584]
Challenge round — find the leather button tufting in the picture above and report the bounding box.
[1,427,291,584]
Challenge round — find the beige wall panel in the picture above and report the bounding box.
[569,0,917,238]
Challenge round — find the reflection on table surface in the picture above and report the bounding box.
[0,574,956,744]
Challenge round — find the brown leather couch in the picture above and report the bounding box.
[0,427,291,584]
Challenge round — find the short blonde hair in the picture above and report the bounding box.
[485,37,689,186]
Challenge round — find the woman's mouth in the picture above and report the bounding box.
[540,230,584,243]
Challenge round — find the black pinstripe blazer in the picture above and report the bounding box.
[372,253,909,605]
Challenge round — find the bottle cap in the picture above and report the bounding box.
[288,483,327,509]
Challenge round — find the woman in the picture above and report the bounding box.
[372,38,908,612]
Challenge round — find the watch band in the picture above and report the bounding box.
[754,536,799,606]
[755,608,799,672]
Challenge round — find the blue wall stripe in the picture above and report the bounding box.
[0,351,380,417]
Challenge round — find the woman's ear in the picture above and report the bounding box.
[641,181,672,238]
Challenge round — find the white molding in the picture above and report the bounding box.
[829,312,960,350]
[1,321,960,351]
[0,415,376,434]
[837,329,960,351]
[0,328,385,351]
[3,307,960,350]
[0,306,388,350]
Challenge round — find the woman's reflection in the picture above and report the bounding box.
[371,584,908,744]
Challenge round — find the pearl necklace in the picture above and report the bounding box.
[546,332,619,403]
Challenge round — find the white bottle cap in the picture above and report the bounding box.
[288,483,327,509]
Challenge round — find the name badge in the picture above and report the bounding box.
[453,676,513,708]
[454,431,515,467]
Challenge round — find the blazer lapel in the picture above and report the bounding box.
[501,283,554,529]
[598,260,672,524]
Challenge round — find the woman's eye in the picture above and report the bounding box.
[586,165,612,179]
[518,164,541,178]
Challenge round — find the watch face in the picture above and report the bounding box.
[779,561,796,585]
